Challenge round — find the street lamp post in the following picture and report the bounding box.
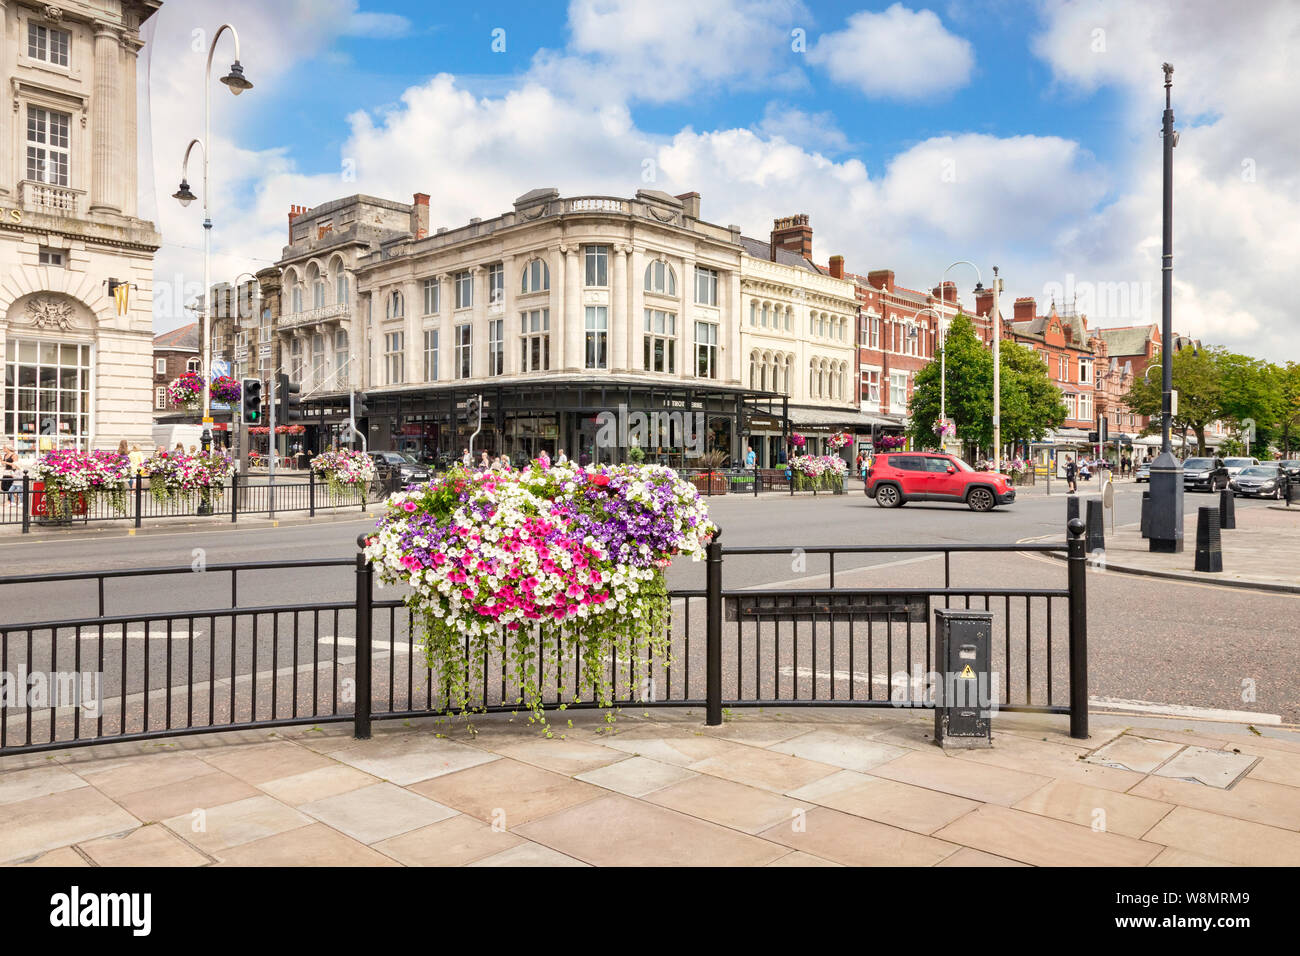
[1149,63,1185,553]
[172,24,253,454]
[991,266,1002,475]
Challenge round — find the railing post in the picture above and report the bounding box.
[230,470,239,523]
[354,534,373,740]
[134,471,142,529]
[705,529,723,727]
[20,471,30,534]
[308,470,316,518]
[753,464,758,497]
[1066,517,1088,739]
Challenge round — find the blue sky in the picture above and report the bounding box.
[146,0,1300,360]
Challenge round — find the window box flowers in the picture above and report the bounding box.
[311,449,377,495]
[363,460,716,730]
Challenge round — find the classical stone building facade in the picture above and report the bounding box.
[0,0,161,455]
[267,188,782,466]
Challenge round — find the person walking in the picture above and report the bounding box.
[745,445,756,469]
[461,447,471,467]
[1065,456,1078,494]
[1,445,18,506]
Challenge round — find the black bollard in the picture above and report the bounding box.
[1219,487,1236,529]
[1086,498,1105,554]
[1140,491,1151,539]
[1194,507,1223,573]
[1067,496,1080,526]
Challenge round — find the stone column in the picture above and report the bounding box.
[564,247,582,371]
[502,254,518,376]
[629,247,645,372]
[727,269,743,385]
[437,276,453,383]
[472,266,487,379]
[90,24,123,215]
[552,248,566,369]
[404,281,420,384]
[678,256,692,380]
[122,37,141,217]
[611,245,629,373]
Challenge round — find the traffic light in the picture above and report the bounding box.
[241,378,263,425]
[466,394,481,420]
[355,391,369,418]
[277,372,302,424]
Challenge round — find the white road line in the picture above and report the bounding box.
[316,634,411,654]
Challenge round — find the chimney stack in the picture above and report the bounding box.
[974,288,994,317]
[288,204,308,244]
[770,214,813,261]
[866,269,894,293]
[1013,296,1037,322]
[411,193,430,240]
[675,192,701,219]
[828,255,844,279]
[931,280,957,304]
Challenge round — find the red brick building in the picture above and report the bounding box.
[152,323,201,415]
[848,268,976,434]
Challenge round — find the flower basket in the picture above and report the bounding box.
[310,449,377,496]
[877,434,906,450]
[167,372,205,412]
[143,450,235,509]
[363,462,716,730]
[788,454,848,493]
[210,376,242,405]
[828,432,852,451]
[34,449,130,521]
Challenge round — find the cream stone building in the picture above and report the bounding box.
[738,215,858,466]
[0,0,160,456]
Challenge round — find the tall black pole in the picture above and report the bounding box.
[1149,63,1184,553]
[1161,63,1174,455]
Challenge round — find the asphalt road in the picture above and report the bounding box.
[1,480,1296,747]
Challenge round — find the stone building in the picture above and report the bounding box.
[272,187,784,467]
[151,321,198,414]
[739,215,859,466]
[0,0,161,456]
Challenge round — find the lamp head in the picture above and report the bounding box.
[220,60,254,95]
[172,179,197,207]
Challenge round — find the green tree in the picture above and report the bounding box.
[1124,346,1223,455]
[908,315,1066,456]
[1217,352,1281,452]
[998,341,1068,449]
[908,314,992,453]
[1276,362,1300,456]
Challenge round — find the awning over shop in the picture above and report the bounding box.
[778,406,898,430]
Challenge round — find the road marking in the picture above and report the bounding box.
[317,634,411,654]
[1089,696,1282,725]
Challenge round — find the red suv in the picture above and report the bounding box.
[865,452,1015,512]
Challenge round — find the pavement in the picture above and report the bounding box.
[1036,492,1300,593]
[3,707,1298,867]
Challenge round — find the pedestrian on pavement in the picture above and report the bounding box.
[745,445,756,469]
[556,449,568,465]
[1065,456,1078,494]
[479,450,491,470]
[461,447,471,467]
[1,445,18,505]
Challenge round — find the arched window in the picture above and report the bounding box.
[809,360,817,397]
[313,279,325,310]
[749,351,758,388]
[761,303,769,327]
[336,272,348,304]
[521,257,550,294]
[750,302,757,326]
[784,307,791,331]
[290,282,303,314]
[644,259,677,296]
[387,290,404,319]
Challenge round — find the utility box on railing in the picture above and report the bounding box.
[933,608,994,749]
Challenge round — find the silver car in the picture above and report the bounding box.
[1230,464,1288,499]
[1223,456,1260,478]
[1134,461,1151,483]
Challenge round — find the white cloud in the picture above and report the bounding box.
[753,102,851,153]
[529,0,812,104]
[1030,0,1300,359]
[345,11,412,38]
[809,4,974,100]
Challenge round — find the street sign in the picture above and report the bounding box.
[210,359,230,379]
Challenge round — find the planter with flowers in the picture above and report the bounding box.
[311,449,378,497]
[687,449,728,495]
[363,460,716,731]
[143,450,235,511]
[876,434,907,451]
[788,454,848,493]
[33,449,131,522]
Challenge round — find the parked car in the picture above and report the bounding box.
[1134,460,1151,483]
[1182,457,1229,492]
[864,452,1015,512]
[1222,456,1260,478]
[368,450,431,485]
[1278,459,1300,486]
[1230,464,1289,499]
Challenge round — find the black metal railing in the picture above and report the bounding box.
[0,470,372,532]
[0,522,1088,755]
